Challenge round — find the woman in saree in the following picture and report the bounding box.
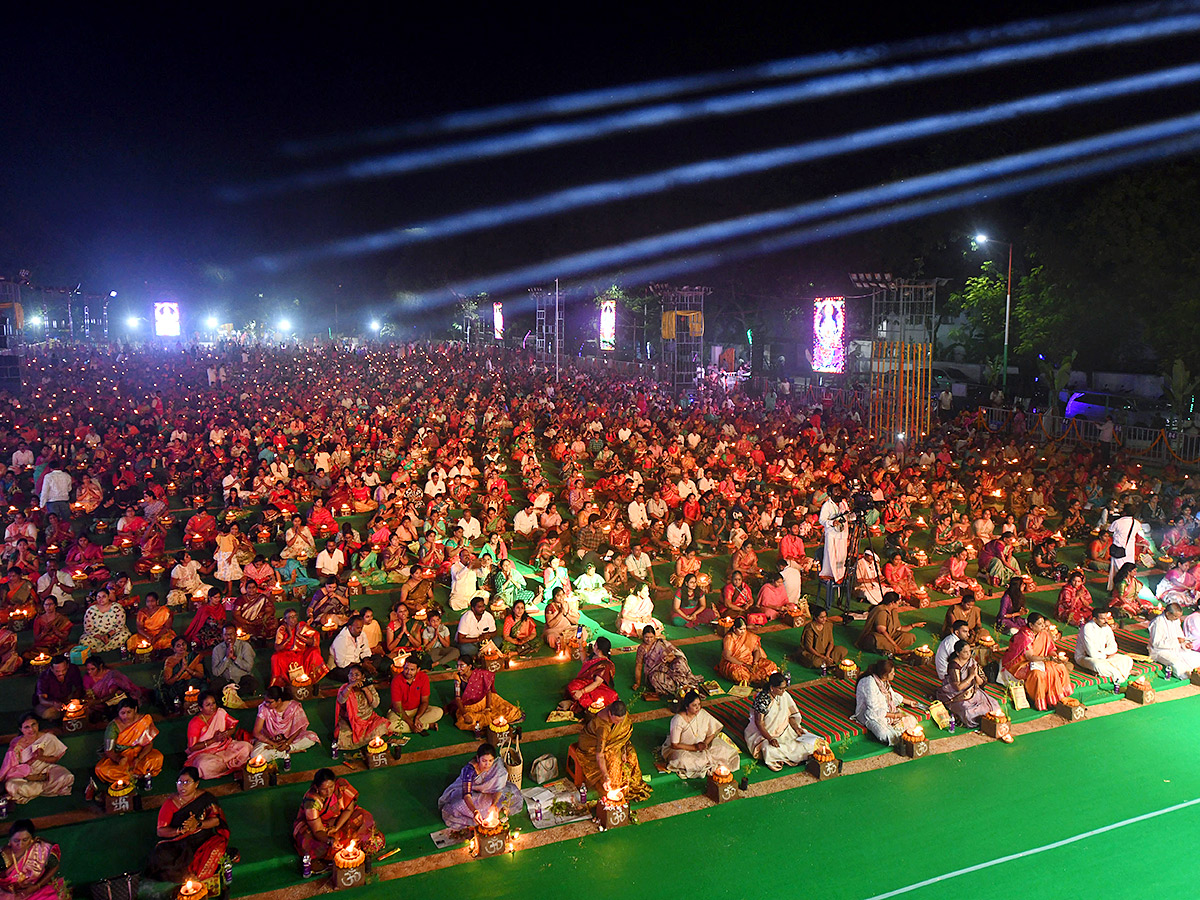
[795,607,848,670]
[0,715,73,804]
[294,769,385,871]
[615,583,662,637]
[542,586,585,650]
[661,690,739,778]
[65,535,109,582]
[80,589,130,653]
[159,637,208,711]
[853,659,920,746]
[501,600,540,658]
[184,587,227,650]
[727,541,761,581]
[437,742,525,829]
[574,561,610,606]
[494,558,536,609]
[76,473,104,513]
[128,592,175,653]
[1057,571,1094,627]
[720,570,754,617]
[84,656,147,709]
[251,687,320,762]
[1110,561,1152,617]
[31,598,72,656]
[450,656,523,731]
[566,637,620,714]
[240,555,275,593]
[577,700,652,800]
[231,584,276,641]
[883,551,925,606]
[334,665,392,751]
[633,626,703,697]
[671,549,702,588]
[184,509,218,548]
[91,698,164,794]
[995,578,1030,634]
[270,609,329,689]
[937,640,1006,732]
[1001,612,1074,711]
[932,513,964,555]
[185,691,252,779]
[0,820,67,900]
[932,548,983,598]
[146,767,231,884]
[671,572,716,628]
[717,617,778,685]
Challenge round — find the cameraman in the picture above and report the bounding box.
[818,487,851,610]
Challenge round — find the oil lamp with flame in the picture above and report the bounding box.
[595,785,630,830]
[897,725,929,758]
[332,839,367,888]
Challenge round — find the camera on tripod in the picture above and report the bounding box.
[851,492,878,513]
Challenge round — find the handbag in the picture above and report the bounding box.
[92,873,140,900]
[530,753,558,784]
[69,644,91,666]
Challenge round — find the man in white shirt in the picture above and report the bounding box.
[625,544,654,587]
[627,494,649,532]
[513,504,538,540]
[457,513,482,544]
[455,595,497,657]
[1107,507,1145,590]
[677,476,698,502]
[448,551,483,611]
[315,540,346,577]
[818,489,850,610]
[781,559,804,605]
[37,562,78,614]
[666,514,692,551]
[647,491,668,523]
[329,615,388,681]
[39,464,73,520]
[936,620,972,679]
[424,471,445,498]
[10,443,33,469]
[1148,604,1200,676]
[1075,608,1134,683]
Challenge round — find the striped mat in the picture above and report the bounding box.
[706,678,865,747]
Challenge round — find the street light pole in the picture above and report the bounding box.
[975,235,1013,395]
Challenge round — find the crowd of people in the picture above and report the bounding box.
[0,339,1195,892]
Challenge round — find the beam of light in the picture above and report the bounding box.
[279,3,1177,156]
[222,10,1200,202]
[242,62,1200,273]
[400,110,1200,308]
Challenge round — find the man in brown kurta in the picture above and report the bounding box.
[856,593,915,654]
[796,608,848,669]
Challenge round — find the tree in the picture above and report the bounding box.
[1036,351,1076,416]
[1164,358,1200,429]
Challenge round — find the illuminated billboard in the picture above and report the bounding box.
[492,302,504,340]
[812,296,846,373]
[154,302,181,337]
[600,299,616,351]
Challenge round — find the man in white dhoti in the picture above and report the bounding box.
[819,489,850,611]
[1107,508,1144,590]
[1149,604,1200,675]
[1074,608,1134,684]
[744,673,819,771]
[853,659,919,745]
[853,550,885,606]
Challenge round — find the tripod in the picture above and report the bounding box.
[837,507,880,617]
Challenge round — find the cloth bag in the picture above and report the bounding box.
[530,753,558,784]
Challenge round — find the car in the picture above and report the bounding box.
[1059,390,1169,428]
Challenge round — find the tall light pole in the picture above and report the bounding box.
[975,234,1013,394]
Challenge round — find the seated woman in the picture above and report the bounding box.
[501,600,540,658]
[854,659,920,745]
[0,626,21,679]
[995,578,1030,634]
[615,583,662,637]
[251,687,320,762]
[1001,612,1073,710]
[271,609,328,688]
[932,548,983,598]
[1110,561,1152,617]
[1056,571,1093,627]
[294,769,385,874]
[334,665,393,751]
[232,583,276,641]
[542,587,585,651]
[494,558,536,609]
[0,820,67,900]
[0,715,73,804]
[84,656,148,711]
[727,540,761,581]
[146,766,231,885]
[185,691,253,780]
[576,700,652,800]
[1030,538,1066,581]
[717,618,778,686]
[633,626,703,697]
[671,572,716,628]
[80,589,131,654]
[932,513,965,555]
[855,593,915,655]
[306,578,350,629]
[720,570,754,617]
[662,689,739,778]
[795,608,848,671]
[183,587,227,650]
[745,672,820,771]
[981,535,1023,586]
[240,554,275,593]
[158,636,207,712]
[65,535,110,583]
[1023,508,1053,546]
[883,551,926,607]
[90,698,164,797]
[575,562,610,606]
[565,637,620,714]
[128,592,176,654]
[437,742,525,830]
[937,640,1005,732]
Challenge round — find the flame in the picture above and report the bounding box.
[716,765,729,777]
[482,809,500,827]
[252,755,265,766]
[605,787,625,803]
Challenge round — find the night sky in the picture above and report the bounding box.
[2,3,1195,331]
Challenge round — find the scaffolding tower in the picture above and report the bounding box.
[529,286,563,365]
[849,273,946,445]
[650,283,709,391]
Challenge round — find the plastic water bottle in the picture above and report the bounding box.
[283,753,292,772]
[330,738,339,761]
[820,663,827,676]
[474,722,482,740]
[301,854,312,878]
[1164,664,1174,680]
[533,802,542,824]
[947,716,956,735]
[0,796,10,819]
[1113,677,1122,694]
[578,783,587,805]
[142,774,152,792]
[223,855,233,886]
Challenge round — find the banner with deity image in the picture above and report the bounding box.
[812,297,846,373]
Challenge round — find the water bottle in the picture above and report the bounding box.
[820,663,827,676]
[578,783,587,805]
[1113,677,1122,694]
[223,855,234,886]
[0,796,10,819]
[143,774,153,792]
[474,722,482,740]
[1164,664,1173,680]
[283,753,292,772]
[330,738,339,761]
[533,802,542,824]
[301,854,312,878]
[947,716,956,735]
[120,644,129,660]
